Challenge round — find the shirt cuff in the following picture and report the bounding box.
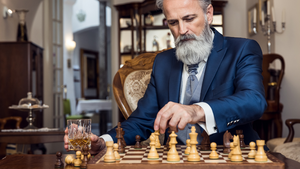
[99,134,113,142]
[194,102,217,135]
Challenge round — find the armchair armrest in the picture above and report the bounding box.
[284,119,300,143]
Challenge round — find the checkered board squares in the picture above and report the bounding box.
[96,145,273,164]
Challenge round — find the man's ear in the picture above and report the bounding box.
[206,4,214,25]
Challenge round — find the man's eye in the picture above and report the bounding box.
[186,18,194,22]
[168,21,177,25]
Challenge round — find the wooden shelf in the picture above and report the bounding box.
[121,25,169,31]
[143,25,169,30]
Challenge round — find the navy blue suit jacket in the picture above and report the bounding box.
[107,28,267,145]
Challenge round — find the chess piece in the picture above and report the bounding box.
[55,151,64,167]
[116,122,125,153]
[122,130,127,147]
[230,135,243,162]
[255,140,268,162]
[134,135,142,149]
[223,130,233,154]
[236,130,246,148]
[114,143,121,160]
[65,155,74,165]
[166,130,172,150]
[74,151,82,167]
[248,141,256,159]
[209,142,219,159]
[228,142,234,159]
[187,126,200,162]
[200,130,210,151]
[167,131,180,162]
[81,153,91,161]
[184,139,191,155]
[104,141,116,163]
[154,130,161,148]
[148,133,159,159]
[81,144,89,168]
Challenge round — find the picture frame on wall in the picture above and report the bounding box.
[259,0,268,24]
[248,4,258,36]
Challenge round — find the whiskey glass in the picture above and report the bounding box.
[67,119,91,151]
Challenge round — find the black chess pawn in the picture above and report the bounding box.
[55,151,64,167]
[236,130,246,148]
[81,144,89,169]
[134,135,142,149]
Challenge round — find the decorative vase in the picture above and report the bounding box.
[15,9,29,42]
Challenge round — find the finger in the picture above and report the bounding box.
[168,113,181,132]
[177,116,189,130]
[65,127,68,134]
[159,104,175,134]
[90,134,99,142]
[154,102,171,131]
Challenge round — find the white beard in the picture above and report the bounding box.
[175,22,214,65]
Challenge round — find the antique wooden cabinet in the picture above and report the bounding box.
[0,42,44,128]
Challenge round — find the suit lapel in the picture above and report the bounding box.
[169,60,183,102]
[200,29,228,101]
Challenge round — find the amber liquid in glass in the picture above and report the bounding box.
[69,138,91,150]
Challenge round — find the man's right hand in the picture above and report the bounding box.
[64,127,106,155]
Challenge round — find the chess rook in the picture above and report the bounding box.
[255,140,267,162]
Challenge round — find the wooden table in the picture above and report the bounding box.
[0,131,64,158]
[0,152,299,169]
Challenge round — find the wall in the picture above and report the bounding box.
[73,27,99,101]
[72,0,99,33]
[273,0,300,137]
[0,0,43,46]
[224,0,247,38]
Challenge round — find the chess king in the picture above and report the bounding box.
[64,0,266,154]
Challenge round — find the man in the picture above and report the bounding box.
[64,0,266,154]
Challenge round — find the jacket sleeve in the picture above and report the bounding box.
[206,39,267,133]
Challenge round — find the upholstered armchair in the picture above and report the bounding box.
[267,119,300,163]
[113,49,170,145]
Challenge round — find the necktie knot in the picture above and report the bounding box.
[187,63,199,81]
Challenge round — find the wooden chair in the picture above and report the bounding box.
[0,116,23,155]
[267,119,300,162]
[0,116,22,130]
[113,50,168,119]
[113,49,169,145]
[254,54,285,141]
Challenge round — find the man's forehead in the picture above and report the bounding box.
[163,0,203,18]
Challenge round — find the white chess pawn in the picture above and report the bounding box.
[104,141,116,163]
[114,143,121,160]
[209,142,219,159]
[248,141,256,159]
[73,151,82,167]
[184,139,191,155]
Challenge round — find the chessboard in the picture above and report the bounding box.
[86,145,285,169]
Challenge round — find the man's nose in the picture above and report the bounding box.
[178,22,188,35]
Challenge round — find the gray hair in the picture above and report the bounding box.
[156,0,211,12]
